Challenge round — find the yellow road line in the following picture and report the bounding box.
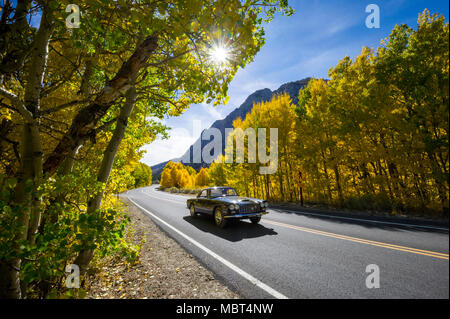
[262,219,449,260]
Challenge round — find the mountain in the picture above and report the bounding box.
[151,78,311,180]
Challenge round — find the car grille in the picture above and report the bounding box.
[239,204,259,214]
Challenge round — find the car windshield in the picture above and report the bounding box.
[210,188,238,198]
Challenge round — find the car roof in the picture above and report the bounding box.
[202,186,235,191]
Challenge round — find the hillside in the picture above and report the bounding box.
[151,78,311,180]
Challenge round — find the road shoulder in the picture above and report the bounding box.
[86,197,240,299]
[269,203,449,229]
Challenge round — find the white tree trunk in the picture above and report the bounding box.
[74,84,138,274]
[0,6,53,299]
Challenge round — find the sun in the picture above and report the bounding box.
[209,44,231,66]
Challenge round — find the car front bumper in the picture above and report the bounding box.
[224,211,268,219]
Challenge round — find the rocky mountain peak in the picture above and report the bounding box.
[151,78,312,179]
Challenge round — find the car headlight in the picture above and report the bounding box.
[229,204,238,210]
[264,202,269,208]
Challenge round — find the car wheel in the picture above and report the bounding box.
[214,207,228,228]
[250,216,261,224]
[189,204,197,218]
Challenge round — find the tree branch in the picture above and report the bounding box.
[0,134,21,163]
[39,99,90,115]
[0,87,34,123]
[43,34,159,175]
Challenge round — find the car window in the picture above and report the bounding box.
[210,189,223,198]
[198,190,207,198]
[225,188,237,196]
[209,188,238,198]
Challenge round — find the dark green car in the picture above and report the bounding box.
[186,186,269,228]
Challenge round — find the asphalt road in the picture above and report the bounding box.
[125,185,449,299]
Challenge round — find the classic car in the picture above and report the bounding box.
[186,186,269,228]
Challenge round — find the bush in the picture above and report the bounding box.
[343,193,393,212]
[0,174,139,299]
[167,187,179,193]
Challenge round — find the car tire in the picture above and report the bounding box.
[189,204,197,218]
[250,216,261,224]
[214,207,228,228]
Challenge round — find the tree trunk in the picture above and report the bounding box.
[333,164,344,207]
[0,0,32,76]
[0,6,52,299]
[320,149,332,203]
[43,36,158,175]
[74,84,137,274]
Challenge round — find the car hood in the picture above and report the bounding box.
[212,196,264,205]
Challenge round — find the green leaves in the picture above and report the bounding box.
[208,9,448,214]
[0,0,294,299]
[5,178,17,190]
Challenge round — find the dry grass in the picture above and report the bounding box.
[85,198,240,299]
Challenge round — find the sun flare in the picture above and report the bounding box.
[209,44,231,66]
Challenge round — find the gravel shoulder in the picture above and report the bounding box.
[86,197,240,299]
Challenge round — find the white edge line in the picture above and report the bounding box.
[126,195,289,299]
[282,210,449,231]
[139,188,448,232]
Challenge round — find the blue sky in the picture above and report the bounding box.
[141,0,449,167]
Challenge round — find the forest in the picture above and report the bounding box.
[160,161,210,191]
[161,10,449,216]
[0,0,293,298]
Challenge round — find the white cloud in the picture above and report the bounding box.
[141,129,197,166]
[141,117,215,166]
[201,102,224,120]
[284,48,346,77]
[139,0,413,168]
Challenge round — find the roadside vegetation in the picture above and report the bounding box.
[159,161,209,194]
[159,11,449,217]
[86,198,239,299]
[0,0,293,299]
[209,11,449,217]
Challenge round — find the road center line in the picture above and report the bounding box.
[137,187,448,260]
[148,187,195,200]
[144,188,447,231]
[140,189,186,204]
[262,219,449,260]
[126,195,289,299]
[280,209,449,231]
